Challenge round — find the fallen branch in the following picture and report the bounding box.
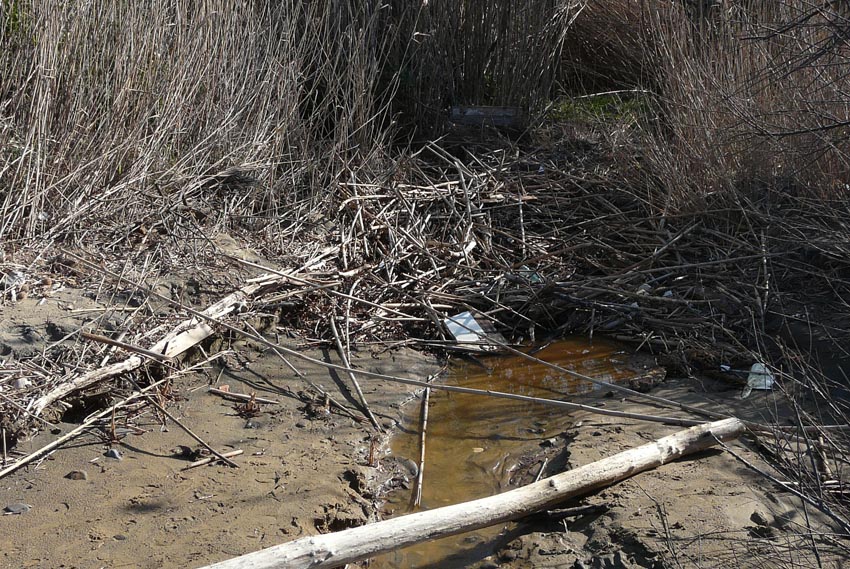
[181,449,244,470]
[413,387,430,508]
[328,315,381,430]
[199,418,746,569]
[32,271,288,416]
[0,379,167,480]
[32,356,144,416]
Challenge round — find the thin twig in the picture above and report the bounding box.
[181,449,244,470]
[207,388,279,405]
[131,381,239,468]
[534,457,549,483]
[0,379,167,480]
[413,387,430,508]
[329,315,381,430]
[80,330,171,363]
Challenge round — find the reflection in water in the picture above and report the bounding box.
[371,338,636,568]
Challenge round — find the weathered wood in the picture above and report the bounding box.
[199,418,746,569]
[182,449,244,471]
[32,356,144,416]
[31,274,279,416]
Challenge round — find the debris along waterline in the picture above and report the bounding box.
[372,337,652,569]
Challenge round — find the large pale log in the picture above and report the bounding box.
[200,418,746,569]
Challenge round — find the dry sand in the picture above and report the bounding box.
[0,341,438,568]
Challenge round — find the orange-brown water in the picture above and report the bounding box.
[372,338,636,568]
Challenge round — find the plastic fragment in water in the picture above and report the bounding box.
[443,311,507,352]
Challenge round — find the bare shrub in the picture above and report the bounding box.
[562,1,850,209]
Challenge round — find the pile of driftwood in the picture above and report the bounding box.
[1,138,849,557]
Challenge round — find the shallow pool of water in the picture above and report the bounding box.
[371,337,639,568]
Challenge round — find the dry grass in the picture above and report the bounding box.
[0,0,579,246]
[0,0,407,242]
[1,0,850,550]
[562,0,850,209]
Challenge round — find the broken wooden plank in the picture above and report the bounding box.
[31,272,285,417]
[199,418,746,569]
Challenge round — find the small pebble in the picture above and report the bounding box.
[295,420,308,429]
[398,458,419,477]
[105,448,123,460]
[3,503,32,515]
[171,445,193,458]
[65,470,88,481]
[113,534,128,541]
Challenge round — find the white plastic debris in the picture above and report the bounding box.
[443,311,506,353]
[2,270,25,288]
[747,363,775,390]
[3,503,32,515]
[444,311,488,344]
[741,362,775,399]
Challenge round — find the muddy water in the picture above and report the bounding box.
[372,338,638,568]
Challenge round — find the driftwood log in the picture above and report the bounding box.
[200,418,745,569]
